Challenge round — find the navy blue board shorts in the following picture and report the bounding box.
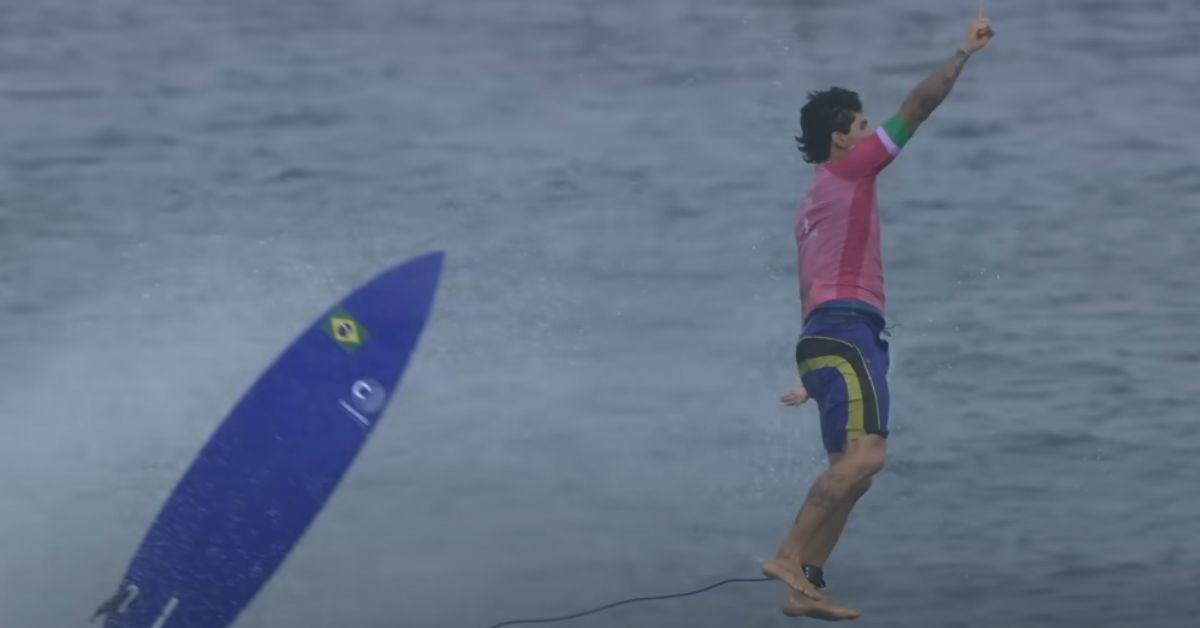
[796,301,891,454]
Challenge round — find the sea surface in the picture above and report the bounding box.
[1,0,1198,626]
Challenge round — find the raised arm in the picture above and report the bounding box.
[897,6,996,133]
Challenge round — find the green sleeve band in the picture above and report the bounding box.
[882,115,912,150]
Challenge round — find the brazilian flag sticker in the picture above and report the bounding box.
[323,307,371,354]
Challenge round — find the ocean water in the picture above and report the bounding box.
[1,0,1198,626]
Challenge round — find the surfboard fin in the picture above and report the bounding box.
[91,585,139,622]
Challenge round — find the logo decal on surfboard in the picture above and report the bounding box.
[322,307,370,354]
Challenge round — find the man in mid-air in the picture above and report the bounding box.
[761,5,996,621]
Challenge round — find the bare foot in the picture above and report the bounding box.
[782,589,862,620]
[762,557,823,600]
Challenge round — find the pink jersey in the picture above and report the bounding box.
[795,125,904,320]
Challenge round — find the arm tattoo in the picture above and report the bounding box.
[903,49,971,126]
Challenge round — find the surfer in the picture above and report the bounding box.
[761,5,996,620]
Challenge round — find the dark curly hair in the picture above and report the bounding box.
[796,87,862,164]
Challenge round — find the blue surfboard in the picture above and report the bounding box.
[94,252,444,628]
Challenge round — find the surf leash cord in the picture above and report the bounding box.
[484,575,773,628]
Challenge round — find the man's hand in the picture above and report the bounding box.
[897,3,995,131]
[780,381,811,406]
[962,3,996,54]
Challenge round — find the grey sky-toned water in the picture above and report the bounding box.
[2,1,1199,626]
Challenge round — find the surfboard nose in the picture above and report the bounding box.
[351,251,444,325]
[390,250,444,296]
[417,250,445,271]
[391,250,444,312]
